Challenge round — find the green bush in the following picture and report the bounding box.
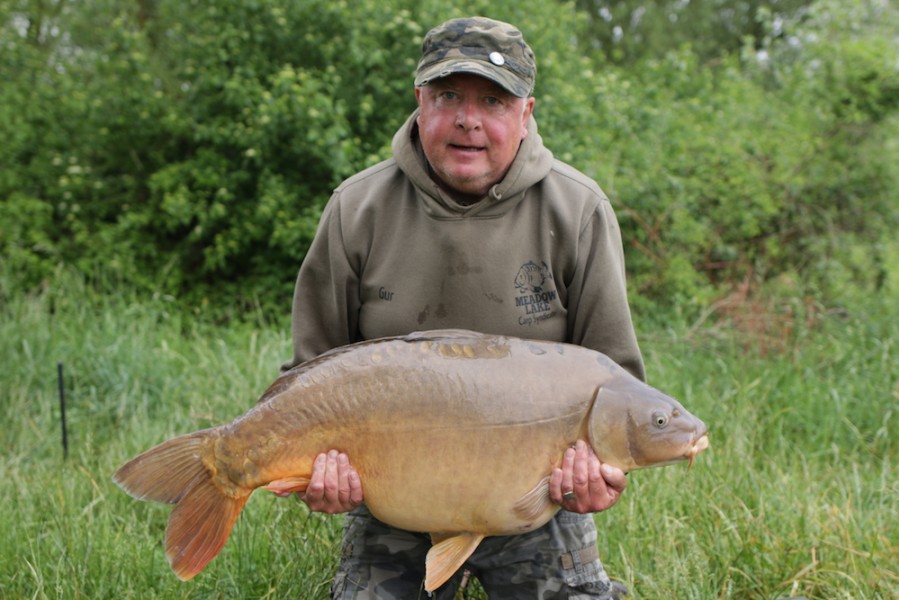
[539,0,899,315]
[1,0,897,317]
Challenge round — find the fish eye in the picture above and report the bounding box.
[652,411,669,428]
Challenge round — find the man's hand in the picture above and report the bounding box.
[276,449,363,514]
[549,440,626,513]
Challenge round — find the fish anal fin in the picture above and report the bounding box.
[261,476,311,495]
[429,532,452,546]
[424,532,485,592]
[166,477,250,581]
[512,475,555,521]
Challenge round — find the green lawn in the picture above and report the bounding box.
[2,275,895,598]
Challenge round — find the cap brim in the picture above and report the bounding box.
[415,59,531,97]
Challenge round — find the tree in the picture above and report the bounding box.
[2,0,897,317]
[574,0,812,64]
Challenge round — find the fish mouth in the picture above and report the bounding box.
[686,434,710,468]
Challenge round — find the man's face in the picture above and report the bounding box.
[415,74,535,198]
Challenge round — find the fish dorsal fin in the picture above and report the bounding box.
[261,476,311,495]
[402,329,488,343]
[425,532,485,592]
[512,475,555,521]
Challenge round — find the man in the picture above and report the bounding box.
[281,16,644,599]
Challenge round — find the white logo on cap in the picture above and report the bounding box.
[489,52,505,66]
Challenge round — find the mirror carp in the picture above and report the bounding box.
[114,329,709,591]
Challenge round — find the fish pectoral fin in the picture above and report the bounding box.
[424,532,485,592]
[261,476,311,495]
[512,475,554,521]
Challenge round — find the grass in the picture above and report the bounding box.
[1,271,896,599]
[607,303,898,599]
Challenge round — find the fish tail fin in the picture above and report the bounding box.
[165,475,250,580]
[113,430,214,503]
[113,429,250,580]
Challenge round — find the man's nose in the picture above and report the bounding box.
[455,101,482,130]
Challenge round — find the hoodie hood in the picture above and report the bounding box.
[391,109,555,218]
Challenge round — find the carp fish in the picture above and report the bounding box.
[114,329,709,592]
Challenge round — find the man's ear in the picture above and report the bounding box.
[521,97,536,139]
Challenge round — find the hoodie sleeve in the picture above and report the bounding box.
[566,199,646,381]
[281,192,361,371]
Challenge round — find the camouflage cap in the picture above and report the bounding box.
[415,17,536,98]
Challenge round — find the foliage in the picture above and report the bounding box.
[543,0,899,315]
[1,0,897,318]
[1,0,420,310]
[0,270,896,597]
[573,0,813,65]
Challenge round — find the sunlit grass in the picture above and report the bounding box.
[2,271,896,598]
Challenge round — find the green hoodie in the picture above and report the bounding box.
[284,111,645,380]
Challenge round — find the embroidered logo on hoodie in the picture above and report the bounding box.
[514,261,558,324]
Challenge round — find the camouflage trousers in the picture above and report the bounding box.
[330,505,618,599]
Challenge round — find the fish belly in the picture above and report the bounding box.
[332,418,575,536]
